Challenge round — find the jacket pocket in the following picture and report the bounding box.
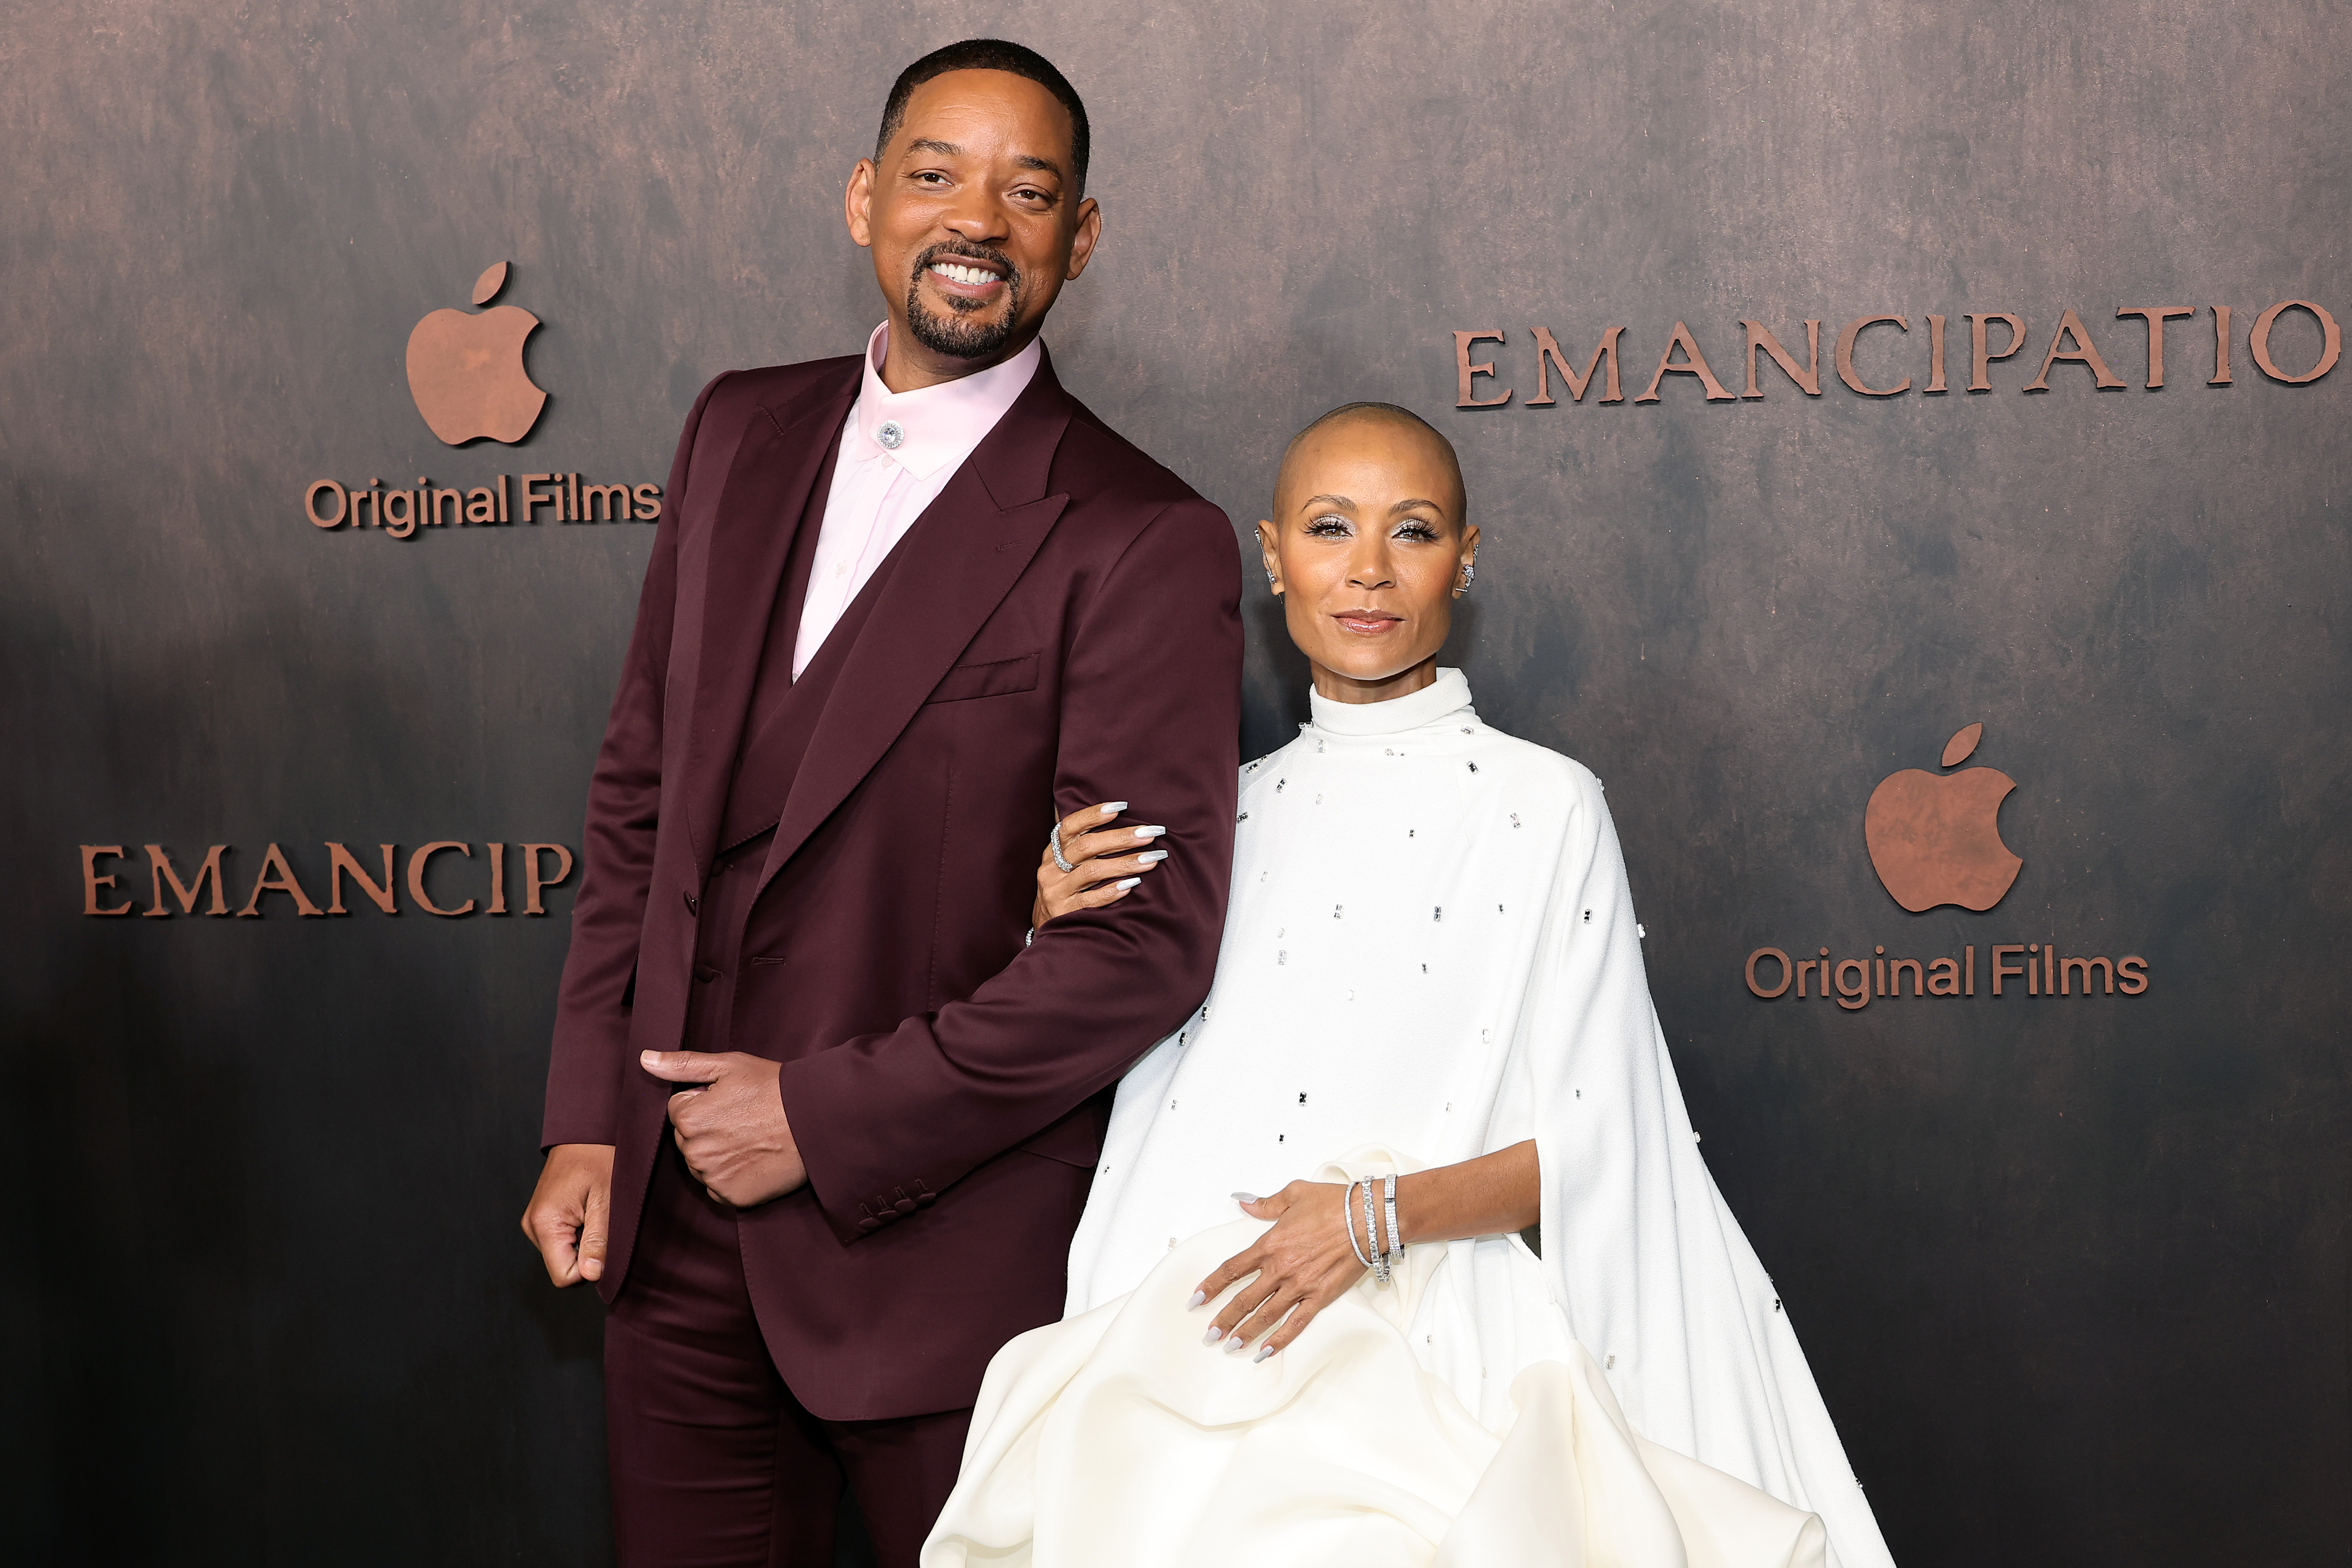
[924,651,1040,704]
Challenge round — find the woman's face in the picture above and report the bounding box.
[1257,417,1478,703]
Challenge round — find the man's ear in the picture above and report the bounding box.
[844,159,877,249]
[1064,196,1103,281]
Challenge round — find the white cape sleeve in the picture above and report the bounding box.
[1511,765,1896,1568]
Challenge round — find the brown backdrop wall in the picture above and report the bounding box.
[5,2,2346,1563]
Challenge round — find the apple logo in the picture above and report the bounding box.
[405,261,547,445]
[1863,722,2024,912]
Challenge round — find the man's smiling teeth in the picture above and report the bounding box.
[930,262,998,285]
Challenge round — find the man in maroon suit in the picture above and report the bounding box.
[518,39,1242,1568]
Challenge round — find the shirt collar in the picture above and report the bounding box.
[845,322,1043,480]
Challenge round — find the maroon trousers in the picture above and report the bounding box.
[604,832,971,1568]
[606,1138,970,1568]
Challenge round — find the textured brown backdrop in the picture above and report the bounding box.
[5,2,2347,1563]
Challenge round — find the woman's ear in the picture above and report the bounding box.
[1255,517,1284,596]
[1452,522,1481,599]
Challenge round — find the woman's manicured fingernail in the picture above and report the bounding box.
[1224,1335,1249,1355]
[1187,1290,1208,1308]
[1115,877,1141,890]
[1134,825,1167,840]
[1101,801,1127,815]
[1231,1192,1259,1203]
[1202,1326,1223,1346]
[1136,849,1168,864]
[1254,1343,1276,1363]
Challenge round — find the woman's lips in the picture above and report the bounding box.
[1332,612,1404,636]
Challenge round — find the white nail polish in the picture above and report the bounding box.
[1115,877,1141,890]
[1137,850,1168,863]
[1187,1290,1207,1308]
[1134,825,1167,840]
[1101,801,1127,814]
[1202,1326,1223,1345]
[1254,1344,1276,1363]
[1231,1192,1258,1203]
[1224,1335,1249,1356]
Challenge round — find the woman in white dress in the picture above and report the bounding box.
[920,405,1895,1568]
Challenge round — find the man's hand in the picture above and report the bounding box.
[521,1142,616,1287]
[641,1050,808,1207]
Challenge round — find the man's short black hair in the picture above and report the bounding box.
[876,39,1091,192]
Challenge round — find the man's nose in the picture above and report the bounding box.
[941,189,1010,243]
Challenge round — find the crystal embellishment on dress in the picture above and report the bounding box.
[1434,906,1442,921]
[1332,904,1342,918]
[1468,761,1479,773]
[877,419,904,449]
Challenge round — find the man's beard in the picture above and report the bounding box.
[904,242,1024,361]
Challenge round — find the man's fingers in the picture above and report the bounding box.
[642,1049,729,1084]
[577,1185,609,1282]
[526,1207,582,1286]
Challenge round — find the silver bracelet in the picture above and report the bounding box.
[1374,1171,1392,1269]
[1342,1181,1373,1271]
[1364,1177,1390,1286]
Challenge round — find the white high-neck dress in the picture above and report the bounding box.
[922,671,1895,1568]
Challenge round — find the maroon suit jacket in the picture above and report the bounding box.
[542,347,1242,1419]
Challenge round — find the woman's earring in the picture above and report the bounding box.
[1267,569,1284,597]
[1457,562,1476,595]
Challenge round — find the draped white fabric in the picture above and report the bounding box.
[923,671,1892,1568]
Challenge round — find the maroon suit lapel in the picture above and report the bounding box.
[677,369,858,865]
[753,352,1077,895]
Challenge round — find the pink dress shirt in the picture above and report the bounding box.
[792,323,1044,678]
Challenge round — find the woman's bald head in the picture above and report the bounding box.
[1274,402,1466,530]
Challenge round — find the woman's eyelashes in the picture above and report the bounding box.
[1302,514,1442,541]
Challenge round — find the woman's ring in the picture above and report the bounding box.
[1050,823,1075,874]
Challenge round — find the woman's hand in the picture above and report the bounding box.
[1190,1181,1367,1360]
[1032,801,1168,928]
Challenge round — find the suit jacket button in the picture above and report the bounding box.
[856,1216,881,1232]
[893,1198,918,1215]
[914,1191,936,1209]
[693,964,720,984]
